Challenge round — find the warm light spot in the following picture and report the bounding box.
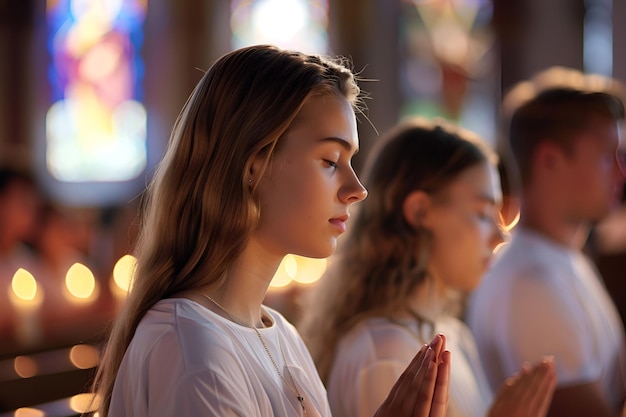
[501,210,520,233]
[80,41,124,82]
[269,255,297,288]
[292,256,327,284]
[284,255,298,278]
[65,263,96,299]
[69,345,99,369]
[113,254,137,293]
[231,0,328,54]
[14,408,45,417]
[251,0,307,42]
[14,356,38,378]
[11,269,38,301]
[493,241,508,255]
[69,392,100,414]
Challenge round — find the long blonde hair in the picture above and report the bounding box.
[92,45,361,415]
[300,118,497,381]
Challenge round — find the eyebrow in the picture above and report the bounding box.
[476,193,501,206]
[318,137,359,154]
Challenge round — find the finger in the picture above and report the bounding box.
[412,349,439,417]
[523,359,553,400]
[526,357,557,414]
[429,334,446,362]
[385,344,430,407]
[428,334,442,361]
[429,350,451,417]
[505,357,554,414]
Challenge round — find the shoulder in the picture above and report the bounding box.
[478,230,575,295]
[336,318,422,363]
[130,298,249,373]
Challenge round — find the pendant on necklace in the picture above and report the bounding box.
[297,395,306,416]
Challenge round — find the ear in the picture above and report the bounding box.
[249,151,268,181]
[402,190,432,229]
[534,141,567,174]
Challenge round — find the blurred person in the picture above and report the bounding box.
[92,45,451,417]
[467,85,626,417]
[300,118,556,417]
[0,168,40,336]
[28,203,97,328]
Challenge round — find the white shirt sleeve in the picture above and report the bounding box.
[502,270,599,385]
[164,369,258,417]
[354,359,406,417]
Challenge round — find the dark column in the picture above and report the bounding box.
[329,0,402,172]
[495,0,585,95]
[0,0,36,166]
[614,0,626,83]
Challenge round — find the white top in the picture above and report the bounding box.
[327,316,492,417]
[110,298,330,417]
[467,227,626,410]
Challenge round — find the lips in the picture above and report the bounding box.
[329,214,349,233]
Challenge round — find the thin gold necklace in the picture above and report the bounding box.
[389,309,436,342]
[200,293,307,416]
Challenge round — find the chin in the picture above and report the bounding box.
[294,243,337,259]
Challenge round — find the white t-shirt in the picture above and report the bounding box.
[110,298,330,417]
[467,227,626,410]
[327,316,492,417]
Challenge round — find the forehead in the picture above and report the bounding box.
[442,163,502,203]
[281,94,359,151]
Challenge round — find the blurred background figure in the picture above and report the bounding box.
[1,0,626,415]
[467,72,626,417]
[301,118,556,417]
[28,203,98,330]
[0,168,40,337]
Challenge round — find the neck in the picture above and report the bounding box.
[519,188,590,250]
[404,275,447,323]
[200,238,284,327]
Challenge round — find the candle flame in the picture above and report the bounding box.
[113,254,137,293]
[65,263,96,299]
[11,269,38,301]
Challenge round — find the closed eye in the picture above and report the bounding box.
[324,160,338,169]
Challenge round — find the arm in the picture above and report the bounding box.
[494,274,621,417]
[547,381,618,417]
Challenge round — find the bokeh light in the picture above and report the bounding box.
[112,254,137,294]
[65,263,96,299]
[11,269,38,302]
[14,408,45,417]
[14,356,38,379]
[69,392,100,414]
[69,344,99,369]
[292,256,327,284]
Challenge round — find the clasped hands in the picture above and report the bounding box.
[374,334,556,417]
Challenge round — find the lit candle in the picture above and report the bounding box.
[64,262,98,304]
[9,268,44,347]
[110,255,137,309]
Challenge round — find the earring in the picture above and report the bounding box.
[248,178,253,185]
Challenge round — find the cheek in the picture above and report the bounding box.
[430,217,487,284]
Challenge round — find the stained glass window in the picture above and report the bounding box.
[230,0,328,54]
[46,0,148,183]
[400,0,497,144]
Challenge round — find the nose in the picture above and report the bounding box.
[339,170,368,204]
